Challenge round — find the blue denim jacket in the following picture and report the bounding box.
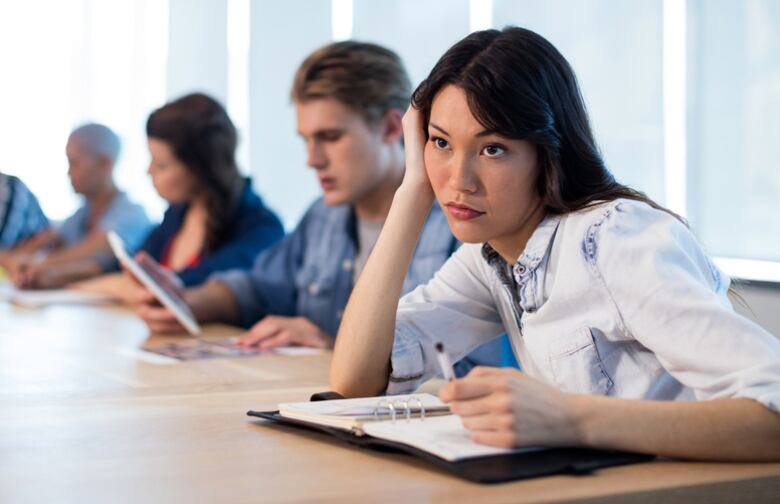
[216,197,515,372]
[388,199,780,412]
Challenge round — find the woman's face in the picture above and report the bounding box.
[146,138,198,204]
[424,85,543,262]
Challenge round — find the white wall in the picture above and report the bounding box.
[732,284,780,338]
[247,1,332,229]
[352,0,470,88]
[167,0,228,103]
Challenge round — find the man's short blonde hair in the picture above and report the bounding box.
[291,41,411,124]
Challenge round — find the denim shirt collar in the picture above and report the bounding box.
[481,213,561,312]
[481,213,560,273]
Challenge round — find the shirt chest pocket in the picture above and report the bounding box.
[548,327,614,396]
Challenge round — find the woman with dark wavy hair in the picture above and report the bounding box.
[76,93,284,300]
[331,27,780,461]
[138,93,284,286]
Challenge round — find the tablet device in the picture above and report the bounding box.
[107,231,201,335]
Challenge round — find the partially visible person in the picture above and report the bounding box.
[76,93,284,301]
[2,124,151,288]
[0,172,49,251]
[132,42,514,374]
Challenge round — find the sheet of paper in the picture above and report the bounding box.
[1,285,114,307]
[363,414,541,462]
[113,346,180,365]
[141,339,263,360]
[140,338,327,361]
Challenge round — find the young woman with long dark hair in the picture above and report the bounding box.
[331,27,780,461]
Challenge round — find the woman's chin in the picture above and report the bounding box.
[448,223,490,244]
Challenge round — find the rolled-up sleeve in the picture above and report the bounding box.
[387,244,506,395]
[592,201,780,412]
[212,268,262,328]
[209,222,306,328]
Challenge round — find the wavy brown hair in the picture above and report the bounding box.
[146,93,244,253]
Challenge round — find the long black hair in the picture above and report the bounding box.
[146,93,244,253]
[412,27,677,220]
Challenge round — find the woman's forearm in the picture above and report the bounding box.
[571,396,780,461]
[331,185,433,397]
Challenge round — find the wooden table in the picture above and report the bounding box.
[1,300,778,503]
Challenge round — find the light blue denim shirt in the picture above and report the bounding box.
[215,197,515,372]
[58,191,152,270]
[388,199,780,413]
[59,191,151,249]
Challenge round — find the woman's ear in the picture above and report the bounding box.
[380,108,404,145]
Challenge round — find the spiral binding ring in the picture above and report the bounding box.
[373,396,427,423]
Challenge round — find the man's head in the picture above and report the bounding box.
[291,41,411,207]
[65,123,120,197]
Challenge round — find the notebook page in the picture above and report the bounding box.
[280,393,444,418]
[362,414,541,462]
[278,394,447,431]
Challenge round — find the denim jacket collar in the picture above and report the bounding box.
[481,213,561,281]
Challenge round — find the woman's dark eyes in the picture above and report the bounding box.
[429,136,506,157]
[482,144,506,157]
[430,136,449,149]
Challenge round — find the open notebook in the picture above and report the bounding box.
[249,393,653,482]
[274,393,534,462]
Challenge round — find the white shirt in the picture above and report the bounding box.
[388,199,780,413]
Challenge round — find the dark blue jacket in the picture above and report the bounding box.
[138,180,284,287]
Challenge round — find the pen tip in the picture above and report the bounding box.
[435,342,444,352]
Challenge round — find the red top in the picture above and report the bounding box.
[160,234,201,270]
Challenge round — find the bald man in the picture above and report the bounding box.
[2,123,151,289]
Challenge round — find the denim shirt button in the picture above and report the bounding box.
[336,309,344,319]
[342,259,353,271]
[308,283,320,295]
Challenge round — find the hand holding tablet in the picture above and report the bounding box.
[107,231,201,335]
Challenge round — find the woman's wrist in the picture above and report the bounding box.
[564,393,598,447]
[396,178,435,208]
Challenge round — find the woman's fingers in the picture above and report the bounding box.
[439,375,503,402]
[471,430,519,449]
[460,412,515,432]
[138,305,186,334]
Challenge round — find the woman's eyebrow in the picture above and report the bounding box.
[429,122,449,135]
[429,121,496,138]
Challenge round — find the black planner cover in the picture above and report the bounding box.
[247,410,654,484]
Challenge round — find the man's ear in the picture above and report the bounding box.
[380,108,404,145]
[96,153,114,173]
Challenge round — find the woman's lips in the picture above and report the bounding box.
[446,202,485,220]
